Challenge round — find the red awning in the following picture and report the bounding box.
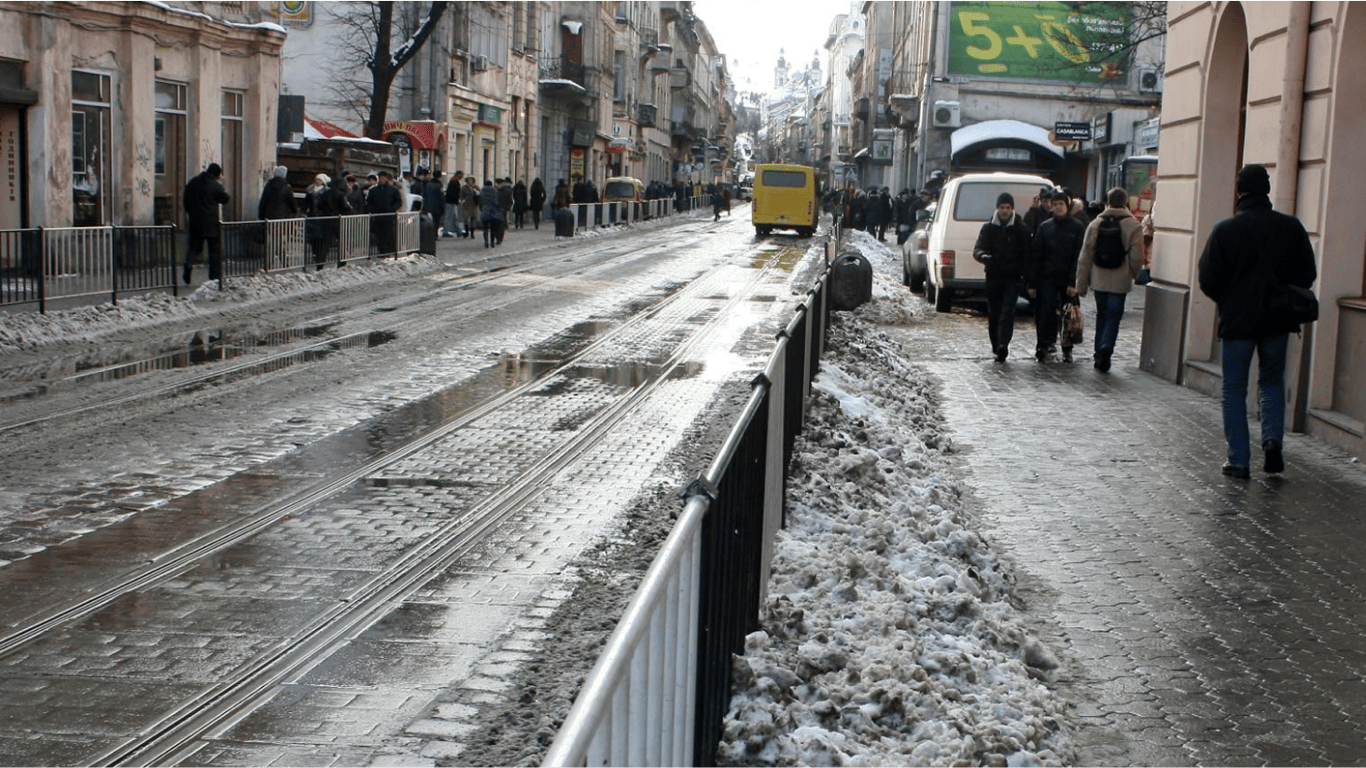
[305,117,359,139]
[383,120,441,150]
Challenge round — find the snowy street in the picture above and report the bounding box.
[3,214,1366,767]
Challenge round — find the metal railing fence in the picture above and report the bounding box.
[543,254,836,767]
[0,212,421,312]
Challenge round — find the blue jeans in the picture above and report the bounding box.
[1093,291,1127,354]
[1220,335,1289,467]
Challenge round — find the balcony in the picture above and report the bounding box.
[669,66,691,90]
[854,97,870,121]
[539,56,590,99]
[638,103,658,128]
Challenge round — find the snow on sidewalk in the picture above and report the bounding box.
[718,231,1074,767]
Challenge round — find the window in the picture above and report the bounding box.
[154,80,187,226]
[71,70,111,226]
[221,90,245,220]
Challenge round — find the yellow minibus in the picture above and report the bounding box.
[752,164,818,237]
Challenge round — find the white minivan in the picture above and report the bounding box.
[924,171,1053,313]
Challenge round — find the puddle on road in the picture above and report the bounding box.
[0,324,398,404]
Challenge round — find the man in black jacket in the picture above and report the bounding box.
[1028,188,1086,362]
[1198,164,1317,478]
[182,163,230,285]
[974,192,1033,362]
[365,171,404,257]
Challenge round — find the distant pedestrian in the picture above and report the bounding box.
[530,178,547,228]
[310,175,352,269]
[553,178,570,211]
[512,179,528,229]
[443,171,465,238]
[461,176,481,238]
[868,187,892,241]
[416,168,444,236]
[1028,188,1086,362]
[257,165,296,221]
[480,179,504,248]
[344,173,364,214]
[711,185,725,221]
[365,170,403,257]
[496,178,513,243]
[973,192,1032,362]
[182,162,230,285]
[1075,187,1146,372]
[893,189,914,245]
[1197,164,1317,478]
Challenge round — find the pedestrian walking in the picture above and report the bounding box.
[553,178,571,211]
[711,184,725,221]
[496,178,513,244]
[182,162,230,285]
[343,173,364,215]
[893,189,915,245]
[973,192,1033,363]
[530,178,547,229]
[415,168,444,237]
[310,175,351,269]
[868,187,892,241]
[257,165,296,221]
[512,180,528,229]
[443,171,465,238]
[480,179,504,248]
[461,176,481,239]
[365,170,403,258]
[1197,164,1318,478]
[1075,187,1146,372]
[1028,187,1086,362]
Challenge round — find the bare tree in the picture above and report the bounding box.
[323,2,449,139]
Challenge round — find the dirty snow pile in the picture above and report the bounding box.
[717,230,1075,767]
[0,254,445,354]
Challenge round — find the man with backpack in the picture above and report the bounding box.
[1076,187,1147,372]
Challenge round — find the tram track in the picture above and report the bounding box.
[0,230,686,435]
[0,235,807,766]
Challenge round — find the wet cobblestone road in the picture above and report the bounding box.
[890,288,1366,766]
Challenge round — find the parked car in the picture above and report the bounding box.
[924,172,1052,313]
[901,202,935,293]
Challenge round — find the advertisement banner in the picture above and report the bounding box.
[948,1,1131,84]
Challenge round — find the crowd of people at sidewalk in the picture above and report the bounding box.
[828,184,935,245]
[962,164,1317,480]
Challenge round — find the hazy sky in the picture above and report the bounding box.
[691,0,855,98]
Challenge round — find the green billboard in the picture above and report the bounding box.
[948,1,1133,84]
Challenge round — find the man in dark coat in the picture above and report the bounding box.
[182,162,230,285]
[365,170,404,257]
[257,166,297,220]
[1028,188,1086,362]
[443,171,465,237]
[1198,164,1318,477]
[973,192,1033,362]
[416,168,444,237]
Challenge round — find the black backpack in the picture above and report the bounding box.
[1093,216,1127,269]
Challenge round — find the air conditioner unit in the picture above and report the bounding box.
[931,100,961,129]
[1138,66,1163,94]
[471,55,489,72]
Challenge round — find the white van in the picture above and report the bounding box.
[924,172,1053,312]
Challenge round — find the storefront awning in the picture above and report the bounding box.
[382,120,441,150]
[950,119,1064,161]
[305,116,359,139]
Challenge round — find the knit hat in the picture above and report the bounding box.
[1237,164,1271,195]
[996,192,1015,207]
[272,166,288,179]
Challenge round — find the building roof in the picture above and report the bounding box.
[950,119,1065,161]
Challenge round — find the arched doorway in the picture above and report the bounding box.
[1186,2,1250,373]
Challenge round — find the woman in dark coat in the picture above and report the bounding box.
[512,180,528,229]
[257,166,297,220]
[529,178,547,228]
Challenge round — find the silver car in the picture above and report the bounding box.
[901,202,934,293]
